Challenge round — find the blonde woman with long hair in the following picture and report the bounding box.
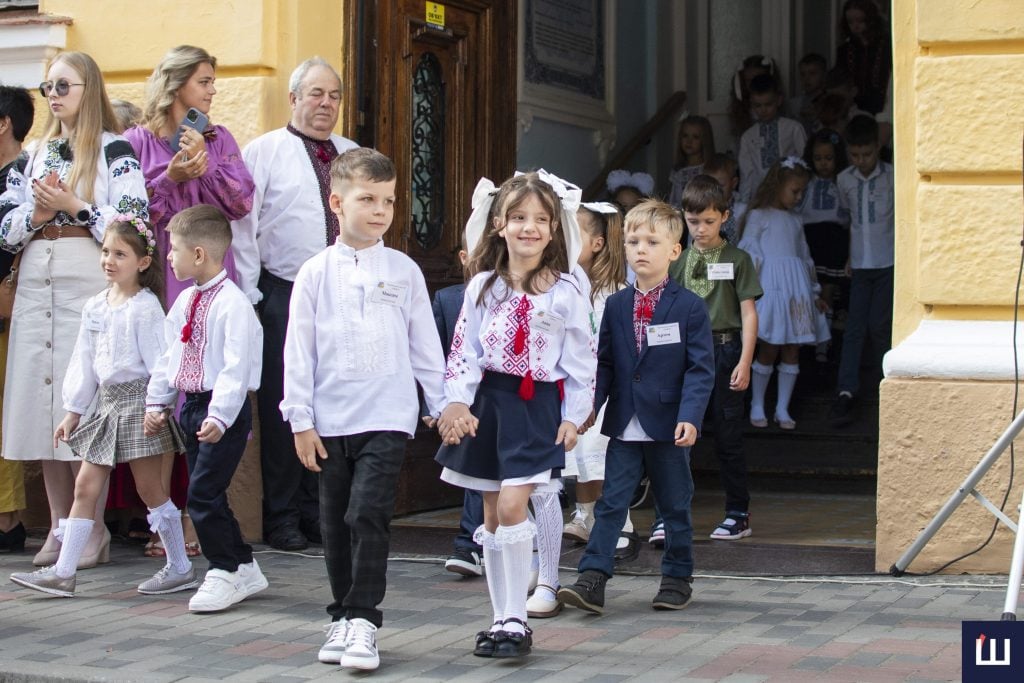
[0,51,149,568]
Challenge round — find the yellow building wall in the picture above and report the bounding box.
[878,0,1024,573]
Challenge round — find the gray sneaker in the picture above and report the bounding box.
[138,564,199,595]
[10,567,76,597]
[318,619,350,663]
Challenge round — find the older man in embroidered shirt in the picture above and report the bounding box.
[232,57,358,551]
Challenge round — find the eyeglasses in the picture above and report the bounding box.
[39,79,85,97]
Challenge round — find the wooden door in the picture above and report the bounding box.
[347,0,517,513]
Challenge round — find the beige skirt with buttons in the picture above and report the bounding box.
[1,237,105,461]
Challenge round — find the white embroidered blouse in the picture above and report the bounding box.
[62,288,166,415]
[445,271,597,427]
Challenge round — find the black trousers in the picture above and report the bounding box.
[320,431,406,628]
[181,392,254,572]
[257,270,320,536]
[709,338,749,513]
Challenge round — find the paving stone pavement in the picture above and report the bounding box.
[0,543,1012,682]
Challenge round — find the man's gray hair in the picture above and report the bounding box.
[288,56,342,96]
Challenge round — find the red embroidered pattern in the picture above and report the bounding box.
[632,277,669,354]
[174,281,226,392]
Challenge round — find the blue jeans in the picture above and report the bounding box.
[837,266,893,395]
[580,439,694,578]
[453,490,484,553]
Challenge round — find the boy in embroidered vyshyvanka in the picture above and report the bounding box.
[281,148,446,672]
[144,204,264,613]
[9,216,192,597]
[558,199,714,614]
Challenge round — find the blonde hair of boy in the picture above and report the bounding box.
[623,199,684,243]
[167,204,232,262]
[329,147,396,192]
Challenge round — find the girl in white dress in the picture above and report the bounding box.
[738,157,829,430]
[9,218,191,597]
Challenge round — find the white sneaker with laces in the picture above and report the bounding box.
[562,511,591,543]
[339,618,379,670]
[318,619,350,664]
[237,559,269,598]
[188,569,246,612]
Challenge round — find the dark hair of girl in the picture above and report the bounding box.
[104,220,165,304]
[803,128,848,177]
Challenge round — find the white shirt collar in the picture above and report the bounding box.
[334,239,384,259]
[195,269,229,292]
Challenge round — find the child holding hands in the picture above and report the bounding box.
[435,171,596,658]
[9,217,192,597]
[281,148,447,671]
[558,199,714,614]
[144,204,264,613]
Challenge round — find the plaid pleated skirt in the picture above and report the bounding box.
[67,377,186,467]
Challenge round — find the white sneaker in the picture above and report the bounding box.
[318,619,350,664]
[237,559,269,598]
[339,618,379,670]
[188,569,246,612]
[562,511,591,543]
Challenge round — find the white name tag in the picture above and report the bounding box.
[369,281,407,306]
[707,262,734,280]
[84,311,105,332]
[647,322,681,346]
[532,310,564,335]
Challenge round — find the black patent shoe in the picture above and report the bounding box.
[0,522,26,553]
[492,618,533,658]
[472,621,501,657]
[614,531,640,563]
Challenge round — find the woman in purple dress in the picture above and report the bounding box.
[124,45,254,557]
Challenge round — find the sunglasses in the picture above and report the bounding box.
[39,79,85,97]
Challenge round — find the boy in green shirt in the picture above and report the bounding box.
[668,175,762,539]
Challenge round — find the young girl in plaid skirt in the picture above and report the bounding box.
[10,216,191,597]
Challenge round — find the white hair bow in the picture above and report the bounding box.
[780,156,810,171]
[581,201,619,215]
[606,169,654,197]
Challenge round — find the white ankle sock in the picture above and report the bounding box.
[529,491,562,591]
[622,510,634,534]
[148,500,190,574]
[775,363,800,421]
[495,521,535,635]
[750,361,774,420]
[578,501,596,525]
[54,518,93,578]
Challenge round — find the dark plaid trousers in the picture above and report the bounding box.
[320,430,406,627]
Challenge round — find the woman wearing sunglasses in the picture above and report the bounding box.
[122,46,254,560]
[0,51,149,568]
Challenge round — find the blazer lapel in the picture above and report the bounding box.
[637,282,679,364]
[617,289,639,364]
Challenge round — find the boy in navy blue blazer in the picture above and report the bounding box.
[558,199,714,612]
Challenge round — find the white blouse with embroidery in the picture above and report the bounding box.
[445,271,597,427]
[63,287,166,415]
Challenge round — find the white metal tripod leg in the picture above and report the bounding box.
[890,409,1024,576]
[1001,490,1024,620]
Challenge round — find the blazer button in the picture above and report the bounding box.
[633,373,641,382]
[44,378,51,385]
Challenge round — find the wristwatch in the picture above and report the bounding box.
[76,206,91,223]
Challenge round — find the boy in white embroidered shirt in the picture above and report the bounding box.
[144,204,265,614]
[280,148,446,672]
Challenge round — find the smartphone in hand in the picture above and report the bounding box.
[170,107,209,152]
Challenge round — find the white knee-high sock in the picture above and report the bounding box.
[529,491,562,594]
[749,361,774,421]
[495,520,536,635]
[53,518,93,578]
[775,363,800,421]
[148,500,190,574]
[474,526,505,629]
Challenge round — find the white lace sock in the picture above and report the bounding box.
[495,520,536,636]
[578,501,596,528]
[529,491,562,591]
[53,518,93,578]
[750,360,774,421]
[148,499,190,574]
[775,363,800,422]
[474,526,505,629]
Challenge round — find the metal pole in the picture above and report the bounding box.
[1001,488,1024,620]
[890,409,1024,577]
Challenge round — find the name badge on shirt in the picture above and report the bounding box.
[369,281,407,306]
[647,323,681,346]
[84,310,105,332]
[707,263,734,280]
[532,310,564,335]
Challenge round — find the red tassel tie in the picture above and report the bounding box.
[180,290,203,343]
[513,296,533,400]
[519,370,535,400]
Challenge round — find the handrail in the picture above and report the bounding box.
[583,90,688,200]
